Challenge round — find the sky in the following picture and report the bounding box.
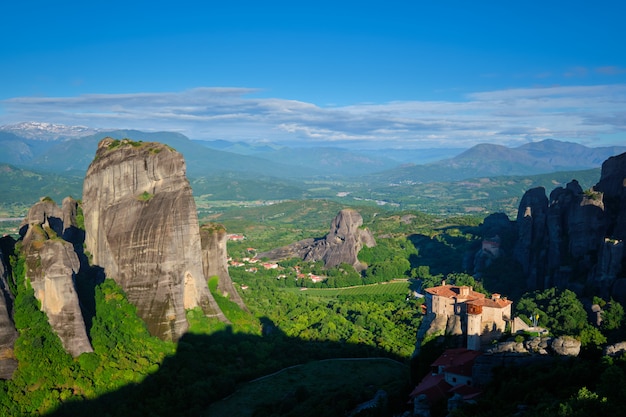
[1,0,625,149]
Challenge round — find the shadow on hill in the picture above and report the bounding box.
[44,319,413,417]
[407,232,473,275]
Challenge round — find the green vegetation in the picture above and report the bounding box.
[456,355,626,417]
[206,358,409,417]
[285,280,411,297]
[3,184,625,416]
[136,190,154,202]
[106,138,144,150]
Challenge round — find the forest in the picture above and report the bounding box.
[1,198,625,416]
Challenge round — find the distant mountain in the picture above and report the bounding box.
[194,140,401,176]
[0,163,83,205]
[0,121,100,141]
[369,139,626,183]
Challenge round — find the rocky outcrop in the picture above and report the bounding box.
[258,209,376,271]
[19,198,92,357]
[513,152,626,297]
[514,187,549,289]
[471,213,516,274]
[486,336,580,357]
[200,223,247,311]
[83,138,225,341]
[604,341,626,356]
[550,336,581,356]
[0,238,17,379]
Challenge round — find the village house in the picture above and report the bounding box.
[409,348,482,405]
[424,283,512,350]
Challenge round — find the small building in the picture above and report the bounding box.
[424,284,512,350]
[409,348,482,405]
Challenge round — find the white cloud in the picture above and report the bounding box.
[1,85,625,148]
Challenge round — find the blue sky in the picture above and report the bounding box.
[1,1,625,148]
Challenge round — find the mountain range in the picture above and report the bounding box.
[2,122,624,182]
[1,122,625,218]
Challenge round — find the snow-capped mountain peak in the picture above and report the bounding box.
[0,121,101,141]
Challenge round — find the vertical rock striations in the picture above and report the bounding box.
[514,152,626,299]
[200,223,247,311]
[19,198,93,357]
[0,237,18,379]
[83,138,224,341]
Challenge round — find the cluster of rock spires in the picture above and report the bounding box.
[514,152,626,301]
[258,208,376,271]
[0,138,244,378]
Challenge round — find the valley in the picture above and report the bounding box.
[1,125,626,416]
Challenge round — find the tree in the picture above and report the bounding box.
[601,299,624,331]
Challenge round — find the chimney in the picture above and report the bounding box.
[492,293,501,300]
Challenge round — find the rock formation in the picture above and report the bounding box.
[19,198,92,357]
[82,138,225,341]
[258,209,376,271]
[513,152,626,298]
[0,237,18,379]
[200,223,247,311]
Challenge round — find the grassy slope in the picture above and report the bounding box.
[204,358,409,417]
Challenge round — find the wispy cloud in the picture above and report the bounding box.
[1,85,625,148]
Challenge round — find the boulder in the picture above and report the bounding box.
[550,336,581,356]
[604,341,626,357]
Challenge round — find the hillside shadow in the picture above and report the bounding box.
[44,319,413,417]
[407,233,471,275]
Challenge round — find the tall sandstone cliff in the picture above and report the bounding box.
[514,152,626,300]
[200,223,247,311]
[258,209,376,271]
[83,138,225,341]
[0,237,18,379]
[18,197,93,357]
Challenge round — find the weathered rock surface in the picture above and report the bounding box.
[513,152,626,297]
[604,341,626,356]
[258,209,376,271]
[20,199,93,357]
[550,336,581,356]
[200,223,247,311]
[83,138,225,341]
[0,238,18,379]
[487,336,580,357]
[514,187,549,289]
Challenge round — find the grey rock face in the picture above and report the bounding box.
[258,209,376,271]
[20,199,93,357]
[200,223,247,311]
[83,138,224,341]
[604,341,626,356]
[514,187,549,288]
[595,152,626,241]
[513,153,626,296]
[550,336,581,356]
[0,240,18,379]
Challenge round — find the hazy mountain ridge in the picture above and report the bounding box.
[369,139,626,183]
[4,122,625,183]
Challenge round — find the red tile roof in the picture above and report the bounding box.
[431,348,482,375]
[409,374,452,403]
